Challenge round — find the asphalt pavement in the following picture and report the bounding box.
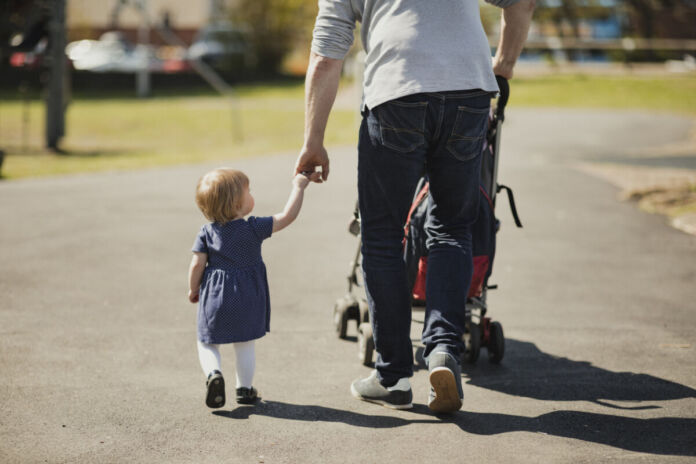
[1,108,695,463]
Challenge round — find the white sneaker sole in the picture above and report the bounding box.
[428,367,462,413]
[350,383,413,410]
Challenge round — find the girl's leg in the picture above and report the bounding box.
[233,340,255,388]
[197,340,221,376]
[198,340,226,408]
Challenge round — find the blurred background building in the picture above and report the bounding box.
[481,0,696,64]
[66,0,228,45]
[4,0,696,84]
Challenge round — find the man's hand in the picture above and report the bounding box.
[188,289,199,303]
[294,143,330,182]
[492,57,515,81]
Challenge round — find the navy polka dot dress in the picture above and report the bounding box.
[192,216,273,344]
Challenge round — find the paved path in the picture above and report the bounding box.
[1,108,695,463]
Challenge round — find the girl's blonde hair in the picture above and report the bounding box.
[195,168,249,223]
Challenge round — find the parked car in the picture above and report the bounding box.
[9,38,46,69]
[66,31,161,73]
[187,23,254,76]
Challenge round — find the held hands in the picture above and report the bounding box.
[294,142,329,183]
[294,171,322,189]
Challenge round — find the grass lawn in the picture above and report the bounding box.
[0,81,357,179]
[0,73,694,179]
[511,74,696,115]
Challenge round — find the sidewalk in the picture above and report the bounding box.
[1,108,694,463]
[578,120,696,236]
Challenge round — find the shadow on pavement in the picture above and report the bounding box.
[389,339,694,410]
[212,339,696,456]
[213,401,439,427]
[448,410,696,457]
[594,155,696,170]
[214,400,696,456]
[464,339,696,409]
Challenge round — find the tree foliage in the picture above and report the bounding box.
[622,0,696,38]
[534,0,696,39]
[535,0,612,38]
[229,0,317,74]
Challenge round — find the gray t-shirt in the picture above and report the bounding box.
[311,0,521,110]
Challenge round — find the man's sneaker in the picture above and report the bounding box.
[427,351,463,413]
[236,387,258,405]
[206,370,226,409]
[350,370,413,410]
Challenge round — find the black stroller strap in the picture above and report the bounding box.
[497,184,523,228]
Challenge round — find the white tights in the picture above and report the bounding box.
[197,340,256,388]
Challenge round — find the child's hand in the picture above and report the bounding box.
[294,172,321,189]
[188,289,199,303]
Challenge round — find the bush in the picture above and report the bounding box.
[229,0,318,74]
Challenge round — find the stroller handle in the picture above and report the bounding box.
[495,75,509,122]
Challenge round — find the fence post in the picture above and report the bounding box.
[46,0,66,151]
[136,0,151,98]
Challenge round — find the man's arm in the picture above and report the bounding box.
[295,52,344,181]
[295,0,356,181]
[492,0,536,79]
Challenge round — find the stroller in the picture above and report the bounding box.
[333,77,523,367]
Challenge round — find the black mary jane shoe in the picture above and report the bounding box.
[206,370,226,409]
[236,386,258,405]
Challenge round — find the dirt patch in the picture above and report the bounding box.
[577,117,696,236]
[627,185,696,217]
[578,162,696,236]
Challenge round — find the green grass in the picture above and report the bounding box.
[0,73,694,179]
[0,82,356,179]
[511,74,696,116]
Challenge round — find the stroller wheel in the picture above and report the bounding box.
[463,322,481,365]
[488,321,505,364]
[333,299,352,339]
[357,322,375,366]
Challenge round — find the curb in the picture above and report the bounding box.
[671,213,696,236]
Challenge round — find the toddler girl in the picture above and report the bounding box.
[188,167,319,408]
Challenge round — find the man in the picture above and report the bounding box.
[296,0,535,413]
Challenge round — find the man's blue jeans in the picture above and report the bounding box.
[358,90,492,386]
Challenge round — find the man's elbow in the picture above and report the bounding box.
[518,0,536,13]
[499,0,535,11]
[311,52,343,72]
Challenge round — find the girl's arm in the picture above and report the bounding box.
[272,173,320,233]
[188,252,207,303]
